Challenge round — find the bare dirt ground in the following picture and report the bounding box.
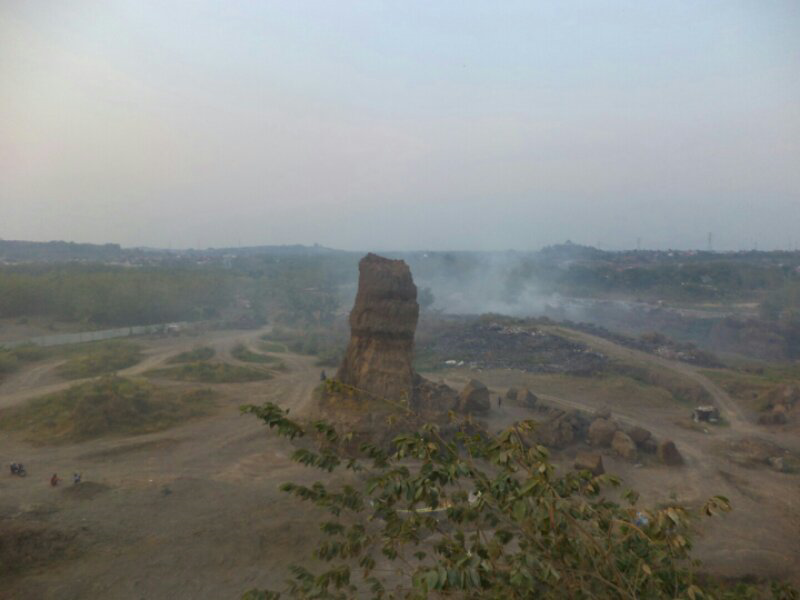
[1,328,798,598]
[438,326,800,585]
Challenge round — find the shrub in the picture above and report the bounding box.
[166,346,216,364]
[56,341,142,379]
[146,361,272,383]
[236,402,793,600]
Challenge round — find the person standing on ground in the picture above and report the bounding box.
[50,473,60,487]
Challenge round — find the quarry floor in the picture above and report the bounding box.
[0,328,798,599]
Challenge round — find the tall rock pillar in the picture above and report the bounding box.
[336,253,419,404]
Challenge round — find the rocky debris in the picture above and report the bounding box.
[627,426,652,446]
[410,374,459,413]
[336,253,419,404]
[420,317,608,375]
[587,418,618,447]
[612,431,638,461]
[657,440,684,466]
[574,453,605,476]
[458,379,491,414]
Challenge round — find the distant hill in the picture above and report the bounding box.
[0,239,125,262]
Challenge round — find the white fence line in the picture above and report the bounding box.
[1,322,189,349]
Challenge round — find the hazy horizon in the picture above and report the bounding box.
[2,1,799,252]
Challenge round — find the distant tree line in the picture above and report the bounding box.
[0,265,234,326]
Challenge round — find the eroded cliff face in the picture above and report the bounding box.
[336,253,420,405]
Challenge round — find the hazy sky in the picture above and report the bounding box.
[1,1,799,251]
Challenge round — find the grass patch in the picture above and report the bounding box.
[56,340,143,379]
[262,327,345,366]
[231,343,279,364]
[166,346,215,364]
[0,376,216,443]
[146,361,272,383]
[258,338,287,353]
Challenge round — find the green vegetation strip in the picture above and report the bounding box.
[56,340,143,379]
[231,343,279,364]
[166,346,215,364]
[0,376,216,443]
[146,361,272,383]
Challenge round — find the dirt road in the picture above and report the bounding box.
[1,328,798,597]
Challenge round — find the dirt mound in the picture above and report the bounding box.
[336,254,420,404]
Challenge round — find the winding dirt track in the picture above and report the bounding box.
[1,327,798,598]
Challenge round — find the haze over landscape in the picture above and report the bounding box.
[3,4,800,599]
[2,1,799,251]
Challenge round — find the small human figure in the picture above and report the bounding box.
[498,396,503,407]
[50,473,60,487]
[320,370,327,381]
[72,472,81,485]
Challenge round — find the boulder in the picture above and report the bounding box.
[627,426,652,446]
[505,388,519,402]
[574,453,605,476]
[411,374,459,413]
[537,417,574,449]
[612,431,638,461]
[458,379,491,414]
[587,418,618,447]
[657,440,684,466]
[640,438,658,454]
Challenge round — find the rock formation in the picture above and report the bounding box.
[612,431,638,461]
[657,440,684,466]
[574,453,605,476]
[587,418,618,447]
[336,253,420,405]
[458,379,491,414]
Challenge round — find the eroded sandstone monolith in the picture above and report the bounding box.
[336,253,420,404]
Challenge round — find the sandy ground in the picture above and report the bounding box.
[1,328,798,598]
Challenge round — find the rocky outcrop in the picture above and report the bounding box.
[657,440,684,466]
[627,426,652,446]
[587,418,618,447]
[411,374,459,413]
[336,253,420,404]
[612,431,638,461]
[458,379,491,414]
[574,453,605,476]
